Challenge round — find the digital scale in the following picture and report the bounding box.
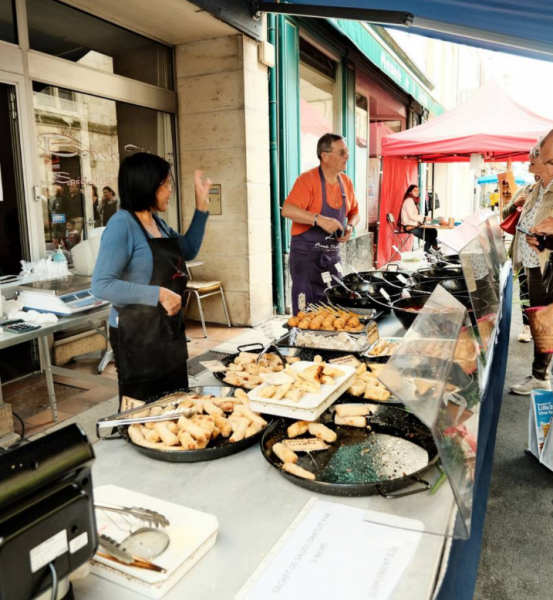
[16,276,109,316]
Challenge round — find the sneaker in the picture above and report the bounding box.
[518,325,532,343]
[510,375,551,396]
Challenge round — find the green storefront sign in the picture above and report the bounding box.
[330,19,445,117]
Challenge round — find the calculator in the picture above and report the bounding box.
[4,321,42,334]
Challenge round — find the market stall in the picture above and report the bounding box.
[26,214,509,600]
[377,79,553,266]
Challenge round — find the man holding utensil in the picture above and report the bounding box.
[282,133,360,313]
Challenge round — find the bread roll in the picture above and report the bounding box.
[335,404,372,417]
[287,421,310,438]
[308,423,337,443]
[272,442,298,464]
[334,415,367,427]
[282,463,315,480]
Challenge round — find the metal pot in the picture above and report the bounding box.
[325,282,401,311]
[417,267,464,280]
[409,278,468,296]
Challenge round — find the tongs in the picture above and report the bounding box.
[97,534,166,572]
[256,341,287,366]
[331,274,362,298]
[97,406,196,430]
[95,502,170,528]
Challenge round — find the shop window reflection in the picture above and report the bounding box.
[0,0,17,44]
[33,85,177,260]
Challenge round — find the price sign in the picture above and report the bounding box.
[298,293,306,311]
[366,321,379,345]
[284,438,329,452]
[321,271,332,285]
[260,321,277,341]
[261,371,294,385]
[200,360,228,373]
[120,396,145,412]
[396,274,408,285]
[329,354,361,367]
[335,262,343,274]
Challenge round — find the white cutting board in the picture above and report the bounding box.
[91,485,219,599]
[247,361,356,421]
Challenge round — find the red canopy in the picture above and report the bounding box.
[381,80,553,163]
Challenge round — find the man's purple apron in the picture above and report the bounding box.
[289,167,347,314]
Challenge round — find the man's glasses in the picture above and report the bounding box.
[323,149,349,158]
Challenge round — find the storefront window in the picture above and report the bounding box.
[34,84,177,258]
[299,47,336,172]
[0,0,16,44]
[355,94,369,231]
[27,0,173,89]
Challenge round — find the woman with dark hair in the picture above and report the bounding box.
[399,184,444,252]
[92,153,211,404]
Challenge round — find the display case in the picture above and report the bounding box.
[375,286,483,540]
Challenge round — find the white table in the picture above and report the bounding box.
[0,306,117,422]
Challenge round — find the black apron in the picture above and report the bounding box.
[289,167,347,314]
[114,212,189,402]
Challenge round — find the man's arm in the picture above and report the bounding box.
[281,202,343,235]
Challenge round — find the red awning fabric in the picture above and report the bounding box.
[377,156,419,267]
[381,80,553,163]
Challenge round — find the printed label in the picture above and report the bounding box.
[396,274,408,285]
[329,354,361,367]
[200,360,228,373]
[69,532,89,554]
[260,321,276,341]
[298,293,306,311]
[321,271,332,285]
[30,530,68,574]
[284,438,329,452]
[261,372,294,385]
[335,262,343,274]
[366,321,379,345]
[120,396,145,413]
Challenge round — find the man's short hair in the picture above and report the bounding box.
[317,133,345,160]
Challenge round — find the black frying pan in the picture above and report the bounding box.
[261,400,439,498]
[113,386,270,463]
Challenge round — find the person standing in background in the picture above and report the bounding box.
[99,185,120,226]
[91,184,101,228]
[501,177,537,343]
[61,181,85,236]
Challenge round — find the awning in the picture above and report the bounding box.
[477,175,529,185]
[255,1,553,63]
[381,80,553,162]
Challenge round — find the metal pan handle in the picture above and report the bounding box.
[385,264,400,272]
[237,343,266,353]
[376,476,430,499]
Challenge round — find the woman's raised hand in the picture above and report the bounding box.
[194,170,212,213]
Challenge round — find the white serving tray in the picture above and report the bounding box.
[91,485,219,599]
[247,361,356,421]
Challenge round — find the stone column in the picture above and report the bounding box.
[176,35,273,326]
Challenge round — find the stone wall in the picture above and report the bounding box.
[176,35,273,327]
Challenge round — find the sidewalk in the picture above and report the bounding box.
[474,310,553,599]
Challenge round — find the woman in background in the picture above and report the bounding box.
[400,184,445,253]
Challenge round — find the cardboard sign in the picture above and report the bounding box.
[200,360,228,373]
[321,271,332,285]
[261,372,294,385]
[366,321,379,345]
[329,354,361,368]
[121,396,145,413]
[284,438,329,452]
[260,321,276,341]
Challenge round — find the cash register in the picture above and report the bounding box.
[17,277,109,316]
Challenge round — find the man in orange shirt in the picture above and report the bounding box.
[282,133,360,313]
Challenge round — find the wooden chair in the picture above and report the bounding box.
[184,268,231,338]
